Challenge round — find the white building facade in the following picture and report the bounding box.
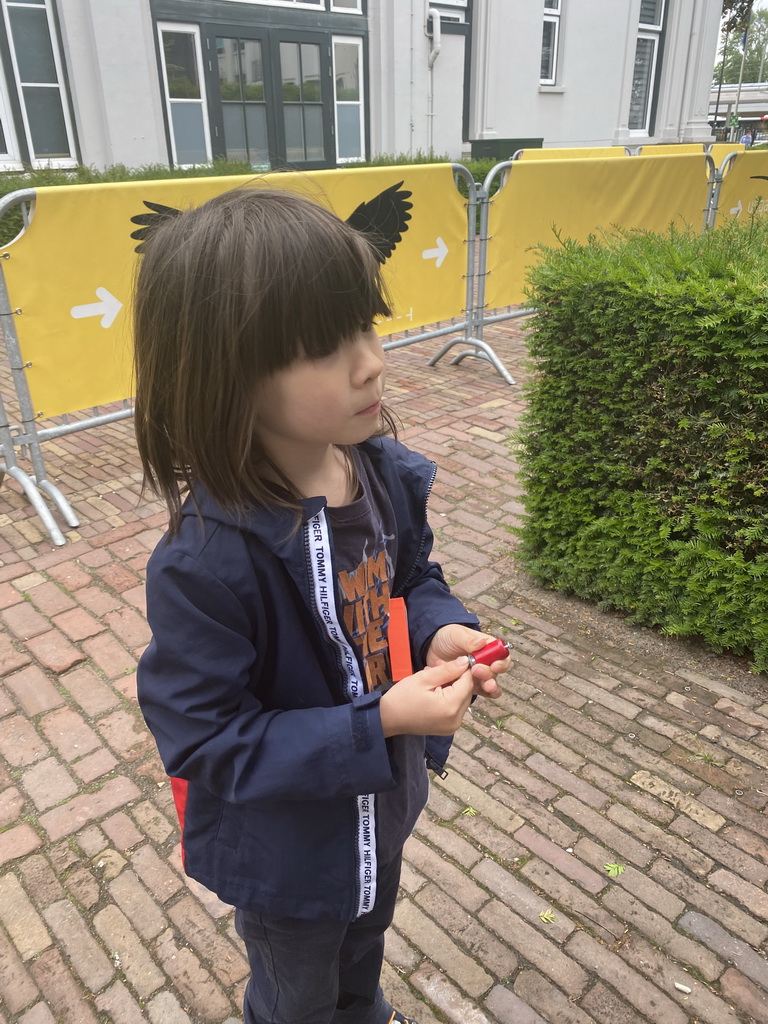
[0,0,722,173]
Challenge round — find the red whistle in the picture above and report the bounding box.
[467,638,512,668]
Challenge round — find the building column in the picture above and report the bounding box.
[468,0,499,141]
[678,0,721,142]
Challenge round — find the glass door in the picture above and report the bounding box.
[202,26,336,171]
[215,34,271,169]
[274,32,333,169]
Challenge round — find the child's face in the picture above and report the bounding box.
[254,326,386,462]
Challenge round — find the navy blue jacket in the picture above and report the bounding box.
[137,437,478,919]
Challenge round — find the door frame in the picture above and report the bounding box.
[204,24,276,168]
[204,22,335,170]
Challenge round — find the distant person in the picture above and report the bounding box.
[741,130,752,147]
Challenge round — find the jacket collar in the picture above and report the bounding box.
[181,485,325,550]
[179,438,430,550]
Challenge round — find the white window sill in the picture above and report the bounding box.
[31,159,78,171]
[539,85,565,93]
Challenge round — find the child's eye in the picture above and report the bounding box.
[360,321,374,333]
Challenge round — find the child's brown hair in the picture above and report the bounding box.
[133,186,394,533]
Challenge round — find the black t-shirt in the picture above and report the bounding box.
[328,449,429,863]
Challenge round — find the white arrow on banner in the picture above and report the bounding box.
[70,287,122,328]
[421,237,448,267]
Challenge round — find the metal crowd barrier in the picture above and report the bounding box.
[0,149,759,545]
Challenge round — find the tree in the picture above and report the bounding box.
[721,0,754,33]
[714,7,768,84]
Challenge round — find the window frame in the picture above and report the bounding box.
[217,0,325,8]
[215,33,272,169]
[628,32,659,133]
[276,34,330,167]
[628,0,665,135]
[0,0,77,168]
[540,4,561,87]
[158,15,366,172]
[638,0,664,31]
[332,33,365,163]
[330,0,362,12]
[157,20,213,168]
[0,47,22,169]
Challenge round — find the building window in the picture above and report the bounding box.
[330,0,362,11]
[333,36,364,161]
[0,0,76,167]
[280,40,324,162]
[638,0,664,31]
[217,36,270,167]
[0,59,20,168]
[156,15,363,171]
[629,0,665,131]
[158,22,212,166]
[540,0,561,85]
[228,1,323,7]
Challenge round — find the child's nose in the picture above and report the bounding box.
[354,338,385,384]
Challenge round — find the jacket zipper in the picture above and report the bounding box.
[393,461,437,599]
[302,511,354,700]
[302,509,375,918]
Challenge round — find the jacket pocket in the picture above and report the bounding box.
[215,801,240,852]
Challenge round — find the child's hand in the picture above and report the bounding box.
[426,624,509,699]
[379,658,474,738]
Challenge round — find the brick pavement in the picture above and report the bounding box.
[1,321,768,1023]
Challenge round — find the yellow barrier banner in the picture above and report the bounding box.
[709,143,745,167]
[516,147,627,160]
[1,165,467,418]
[637,144,705,156]
[712,150,768,227]
[485,153,712,308]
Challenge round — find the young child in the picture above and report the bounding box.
[133,186,509,1024]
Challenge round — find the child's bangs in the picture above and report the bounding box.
[303,264,390,361]
[273,224,391,366]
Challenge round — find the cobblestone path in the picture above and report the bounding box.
[1,322,767,1024]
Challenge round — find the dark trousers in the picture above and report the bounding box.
[235,855,402,1024]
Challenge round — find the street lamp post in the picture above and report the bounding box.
[734,19,751,138]
[714,27,731,134]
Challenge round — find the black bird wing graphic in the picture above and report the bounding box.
[130,201,182,253]
[345,181,413,263]
[130,181,413,261]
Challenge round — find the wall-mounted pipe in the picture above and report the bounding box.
[427,5,442,68]
[426,6,442,154]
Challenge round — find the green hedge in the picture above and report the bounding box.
[515,220,768,671]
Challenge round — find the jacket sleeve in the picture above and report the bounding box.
[137,547,396,804]
[401,518,480,669]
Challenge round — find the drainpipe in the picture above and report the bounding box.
[426,6,442,156]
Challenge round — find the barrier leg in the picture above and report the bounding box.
[23,415,80,530]
[37,478,80,529]
[0,461,67,546]
[0,242,83,542]
[428,336,516,385]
